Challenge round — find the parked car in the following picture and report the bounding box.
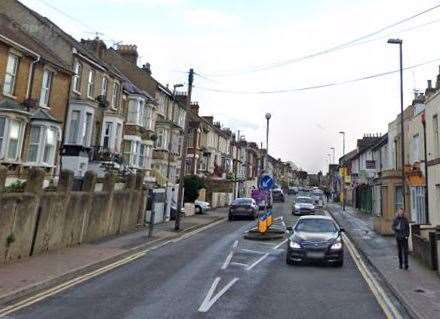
[195,200,210,214]
[311,190,324,207]
[288,187,298,195]
[229,198,258,220]
[292,196,315,215]
[286,215,344,267]
[272,188,285,202]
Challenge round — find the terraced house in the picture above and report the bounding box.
[0,13,71,184]
[1,0,125,178]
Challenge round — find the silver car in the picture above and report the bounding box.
[292,196,316,215]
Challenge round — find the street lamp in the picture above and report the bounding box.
[338,131,346,211]
[330,147,335,163]
[338,131,345,156]
[387,38,406,211]
[265,113,271,172]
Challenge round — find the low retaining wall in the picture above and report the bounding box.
[411,224,438,271]
[0,167,146,264]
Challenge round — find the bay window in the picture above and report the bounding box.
[0,117,5,155]
[39,69,53,108]
[156,128,168,150]
[27,124,58,166]
[72,60,82,93]
[123,137,152,169]
[66,106,94,147]
[3,54,19,95]
[100,117,123,152]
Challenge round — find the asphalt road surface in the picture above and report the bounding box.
[9,196,385,319]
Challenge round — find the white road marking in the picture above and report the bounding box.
[229,262,248,268]
[246,253,269,271]
[232,240,239,249]
[323,210,403,319]
[239,248,267,255]
[198,277,239,312]
[273,239,288,249]
[221,251,234,270]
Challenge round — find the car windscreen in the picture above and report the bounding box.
[296,197,313,204]
[295,219,337,233]
[232,199,253,205]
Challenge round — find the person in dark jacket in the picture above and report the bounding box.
[392,208,410,270]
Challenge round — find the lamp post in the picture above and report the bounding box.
[265,113,271,172]
[330,147,335,163]
[387,38,406,211]
[339,131,346,211]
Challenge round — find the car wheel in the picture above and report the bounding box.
[195,206,202,214]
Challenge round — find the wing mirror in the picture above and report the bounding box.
[339,228,345,233]
[286,226,293,232]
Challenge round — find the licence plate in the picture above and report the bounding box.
[307,252,325,259]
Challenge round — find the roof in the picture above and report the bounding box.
[0,98,30,114]
[30,108,61,123]
[122,78,156,104]
[371,133,388,151]
[339,149,357,164]
[0,14,72,73]
[298,215,332,220]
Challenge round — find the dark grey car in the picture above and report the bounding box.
[229,198,258,220]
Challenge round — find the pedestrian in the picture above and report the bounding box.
[392,208,410,270]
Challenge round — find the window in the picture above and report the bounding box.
[115,123,122,152]
[39,70,53,107]
[139,144,146,168]
[412,134,420,163]
[27,125,41,162]
[87,70,95,98]
[156,128,168,149]
[112,82,121,108]
[72,60,82,92]
[101,77,108,98]
[123,139,143,167]
[6,119,22,160]
[3,54,19,95]
[83,112,92,146]
[42,127,57,165]
[103,122,113,149]
[410,187,426,224]
[395,186,403,212]
[68,110,80,144]
[433,115,439,157]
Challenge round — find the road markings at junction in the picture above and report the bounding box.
[198,277,239,312]
[0,218,227,317]
[324,210,403,319]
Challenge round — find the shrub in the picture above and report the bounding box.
[184,175,205,203]
[5,180,25,193]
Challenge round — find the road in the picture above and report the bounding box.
[9,196,385,319]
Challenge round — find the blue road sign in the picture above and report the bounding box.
[259,175,273,191]
[259,212,267,221]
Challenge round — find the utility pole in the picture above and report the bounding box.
[175,68,194,231]
[234,130,240,199]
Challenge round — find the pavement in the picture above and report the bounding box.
[326,203,440,319]
[1,196,387,319]
[0,209,227,308]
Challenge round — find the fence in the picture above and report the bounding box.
[0,166,146,264]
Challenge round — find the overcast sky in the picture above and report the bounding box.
[20,0,440,173]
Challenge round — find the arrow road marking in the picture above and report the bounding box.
[198,277,239,313]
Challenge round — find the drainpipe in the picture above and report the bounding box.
[26,55,40,100]
[422,112,430,224]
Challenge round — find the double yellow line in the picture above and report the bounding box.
[0,218,226,317]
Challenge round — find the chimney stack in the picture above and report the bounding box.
[190,102,199,114]
[142,63,151,75]
[116,44,139,65]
